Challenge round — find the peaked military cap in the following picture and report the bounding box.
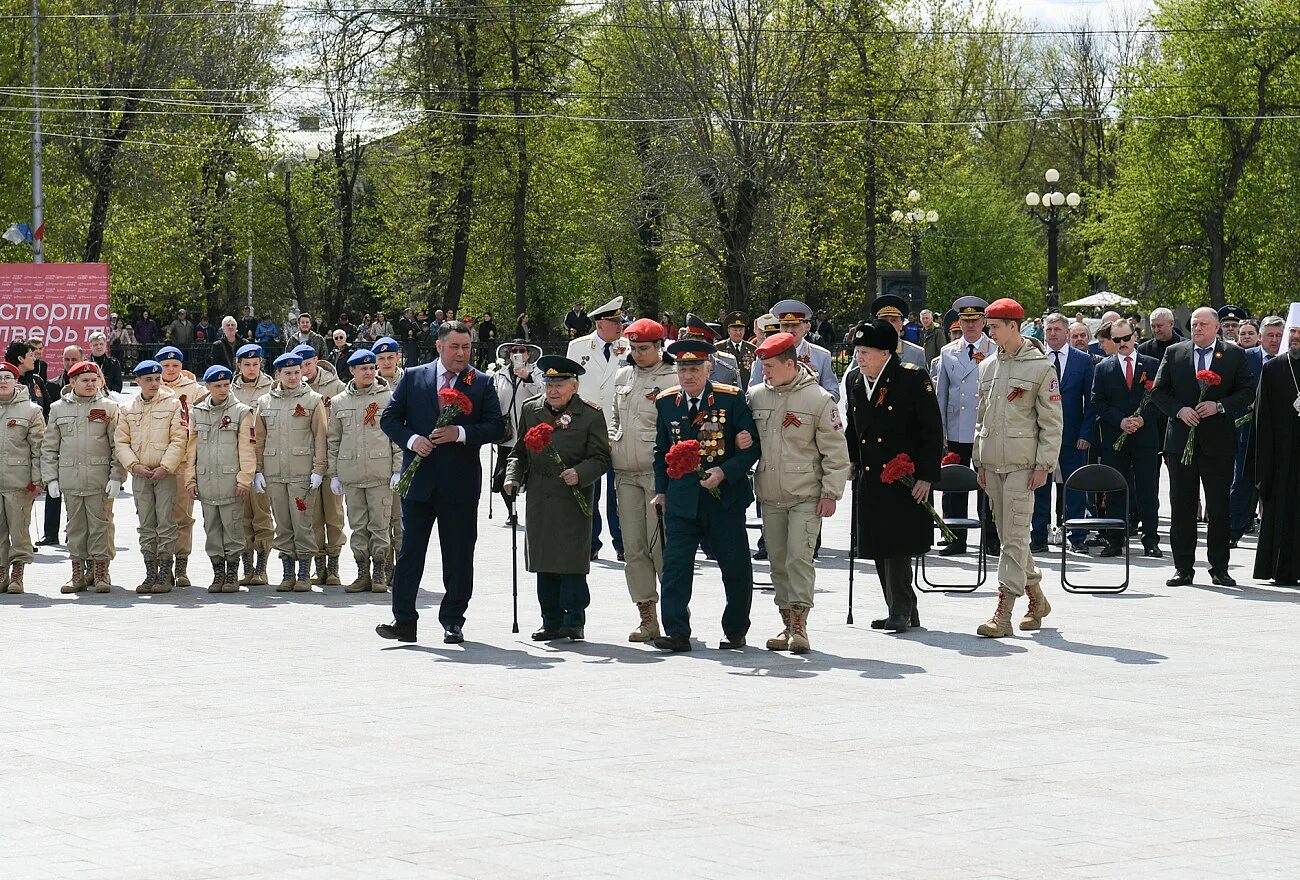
[952,296,988,319]
[536,355,585,380]
[770,299,812,325]
[724,310,749,328]
[666,338,715,363]
[589,296,624,322]
[683,313,718,342]
[870,294,909,320]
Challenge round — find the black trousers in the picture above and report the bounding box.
[1169,450,1233,574]
[391,487,477,628]
[44,495,61,542]
[1100,443,1160,547]
[941,441,999,550]
[874,554,916,620]
[537,573,589,629]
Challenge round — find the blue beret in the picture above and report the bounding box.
[236,343,263,360]
[371,336,401,354]
[155,346,184,362]
[203,365,233,383]
[291,344,318,360]
[273,353,303,369]
[347,348,377,367]
[132,359,163,377]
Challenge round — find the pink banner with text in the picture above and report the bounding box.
[0,263,111,378]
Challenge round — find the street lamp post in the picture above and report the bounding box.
[1025,169,1081,313]
[890,189,939,313]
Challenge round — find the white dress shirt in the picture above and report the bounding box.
[406,359,467,449]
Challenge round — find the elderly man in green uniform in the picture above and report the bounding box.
[504,356,612,641]
[973,298,1064,637]
[715,311,757,387]
[680,314,741,387]
[650,338,761,652]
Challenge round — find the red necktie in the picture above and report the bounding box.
[1124,356,1133,390]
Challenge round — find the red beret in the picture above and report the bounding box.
[624,318,665,343]
[66,361,101,380]
[754,331,796,360]
[0,362,20,377]
[985,298,1025,320]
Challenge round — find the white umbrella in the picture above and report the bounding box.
[1064,291,1137,309]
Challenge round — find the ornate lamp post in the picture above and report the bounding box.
[890,189,939,312]
[1025,169,1081,313]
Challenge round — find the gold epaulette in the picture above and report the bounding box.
[901,363,919,370]
[656,385,682,400]
[711,383,739,395]
[583,399,602,411]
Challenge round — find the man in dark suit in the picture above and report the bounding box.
[1091,319,1162,557]
[1152,307,1255,586]
[377,321,505,643]
[1031,314,1095,553]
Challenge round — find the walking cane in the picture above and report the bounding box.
[509,494,519,633]
[487,445,495,520]
[847,474,858,625]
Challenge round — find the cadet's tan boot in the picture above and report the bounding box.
[977,590,1016,638]
[136,558,158,594]
[789,604,811,654]
[345,557,372,593]
[173,555,191,587]
[765,607,793,651]
[294,557,312,592]
[311,554,327,585]
[252,548,269,585]
[276,554,295,591]
[208,557,226,593]
[78,559,96,588]
[153,556,174,594]
[371,557,388,593]
[92,560,111,593]
[1020,583,1052,631]
[325,553,342,586]
[238,551,256,586]
[61,559,86,593]
[8,562,25,594]
[223,557,241,592]
[628,601,660,642]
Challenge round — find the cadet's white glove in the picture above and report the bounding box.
[47,480,60,499]
[105,479,121,496]
[309,473,323,491]
[389,472,401,489]
[253,473,266,494]
[330,476,344,496]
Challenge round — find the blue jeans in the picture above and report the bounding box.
[590,469,623,553]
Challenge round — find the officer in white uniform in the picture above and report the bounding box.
[750,299,839,402]
[567,296,630,559]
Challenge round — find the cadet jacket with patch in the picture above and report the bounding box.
[185,395,256,504]
[232,371,272,408]
[0,385,45,492]
[609,359,677,474]
[114,387,188,475]
[254,381,327,481]
[327,378,403,488]
[973,337,1064,474]
[163,370,205,412]
[308,360,346,403]
[42,386,126,495]
[749,365,850,506]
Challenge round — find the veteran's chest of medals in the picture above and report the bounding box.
[694,401,728,462]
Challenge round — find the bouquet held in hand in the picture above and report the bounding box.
[665,440,721,500]
[1180,370,1221,465]
[880,452,956,542]
[523,422,592,515]
[393,387,473,498]
[1114,377,1156,451]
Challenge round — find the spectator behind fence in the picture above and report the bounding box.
[135,310,161,346]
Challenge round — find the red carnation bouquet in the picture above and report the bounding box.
[522,422,592,515]
[1181,369,1221,464]
[394,386,474,498]
[666,439,721,500]
[941,452,961,466]
[880,452,955,542]
[1114,376,1156,451]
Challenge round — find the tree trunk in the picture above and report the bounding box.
[443,3,480,315]
[632,126,664,318]
[508,12,529,320]
[1204,209,1227,309]
[862,122,879,311]
[283,169,308,309]
[333,131,360,324]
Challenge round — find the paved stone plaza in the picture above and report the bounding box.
[3,453,1298,879]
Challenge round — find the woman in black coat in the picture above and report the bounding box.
[844,319,943,632]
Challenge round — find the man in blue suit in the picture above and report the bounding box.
[377,321,505,643]
[1031,314,1095,553]
[1091,318,1163,557]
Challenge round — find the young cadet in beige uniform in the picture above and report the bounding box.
[186,365,257,592]
[973,298,1064,637]
[327,349,402,593]
[609,318,678,641]
[748,332,850,653]
[297,343,347,586]
[156,346,204,587]
[253,351,328,592]
[231,343,273,585]
[43,361,125,593]
[0,361,45,593]
[114,359,188,593]
[373,336,405,581]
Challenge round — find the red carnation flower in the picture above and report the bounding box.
[665,440,703,479]
[294,496,307,512]
[524,422,555,454]
[941,452,961,466]
[880,452,917,485]
[438,387,473,416]
[1142,379,1154,391]
[1195,369,1221,387]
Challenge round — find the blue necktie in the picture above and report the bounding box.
[1197,347,1211,372]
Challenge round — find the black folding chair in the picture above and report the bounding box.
[915,463,986,592]
[1060,463,1130,593]
[745,517,773,589]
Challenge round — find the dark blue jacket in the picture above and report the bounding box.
[1091,353,1161,450]
[653,381,759,519]
[1048,345,1096,450]
[381,362,505,502]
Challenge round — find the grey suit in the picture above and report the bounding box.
[710,350,741,387]
[935,336,997,444]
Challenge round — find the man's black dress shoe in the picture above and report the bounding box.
[443,624,465,644]
[1142,545,1163,558]
[1069,542,1090,555]
[1100,544,1123,558]
[985,543,1001,557]
[653,634,691,652]
[939,543,966,557]
[1228,539,1239,549]
[616,550,626,562]
[590,549,600,561]
[36,536,58,547]
[1166,571,1194,587]
[376,620,417,643]
[871,615,910,633]
[532,627,563,641]
[1029,541,1048,553]
[718,634,746,649]
[1209,571,1236,587]
[561,626,585,641]
[752,548,768,561]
